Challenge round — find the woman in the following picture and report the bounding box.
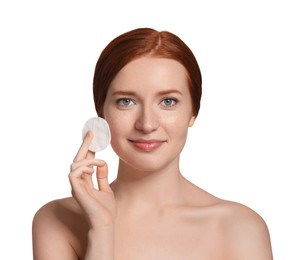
[32,28,273,259]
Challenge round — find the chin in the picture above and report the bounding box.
[114,143,181,173]
[121,153,179,174]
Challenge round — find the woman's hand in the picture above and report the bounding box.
[68,130,116,229]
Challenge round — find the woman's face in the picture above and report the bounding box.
[103,57,195,172]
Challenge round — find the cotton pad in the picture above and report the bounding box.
[82,117,111,152]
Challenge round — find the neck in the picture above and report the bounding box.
[110,159,185,210]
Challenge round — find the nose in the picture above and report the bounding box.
[135,106,160,133]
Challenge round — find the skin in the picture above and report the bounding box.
[32,57,273,260]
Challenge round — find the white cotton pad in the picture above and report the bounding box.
[82,117,111,152]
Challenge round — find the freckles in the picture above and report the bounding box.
[162,113,187,126]
[161,112,179,122]
[108,121,122,137]
[107,113,132,134]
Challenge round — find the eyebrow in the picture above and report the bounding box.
[111,89,183,96]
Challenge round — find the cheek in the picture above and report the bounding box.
[163,108,192,125]
[107,121,124,154]
[106,113,133,139]
[162,113,190,137]
[107,119,122,140]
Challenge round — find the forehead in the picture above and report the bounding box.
[109,57,189,94]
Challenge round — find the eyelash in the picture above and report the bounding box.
[116,97,178,107]
[116,98,135,106]
[161,97,178,107]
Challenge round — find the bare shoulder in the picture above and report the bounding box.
[216,199,273,259]
[181,181,273,259]
[33,197,84,224]
[205,197,273,260]
[217,199,271,238]
[32,197,88,260]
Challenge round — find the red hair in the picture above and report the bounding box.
[93,28,202,117]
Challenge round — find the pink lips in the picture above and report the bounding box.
[130,139,165,152]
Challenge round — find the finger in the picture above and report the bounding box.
[70,158,104,171]
[85,138,96,161]
[69,165,94,181]
[86,150,95,161]
[68,166,94,200]
[81,170,95,190]
[69,160,105,190]
[73,130,94,162]
[96,161,112,192]
[68,165,94,191]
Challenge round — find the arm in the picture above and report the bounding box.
[68,131,116,259]
[84,227,114,260]
[32,198,115,260]
[33,131,116,260]
[32,201,79,260]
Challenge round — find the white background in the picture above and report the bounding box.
[1,0,305,259]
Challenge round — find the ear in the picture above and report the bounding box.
[188,115,196,127]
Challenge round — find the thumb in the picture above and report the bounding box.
[96,161,112,192]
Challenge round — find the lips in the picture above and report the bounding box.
[129,139,166,152]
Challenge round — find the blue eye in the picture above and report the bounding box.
[162,98,177,107]
[117,98,135,106]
